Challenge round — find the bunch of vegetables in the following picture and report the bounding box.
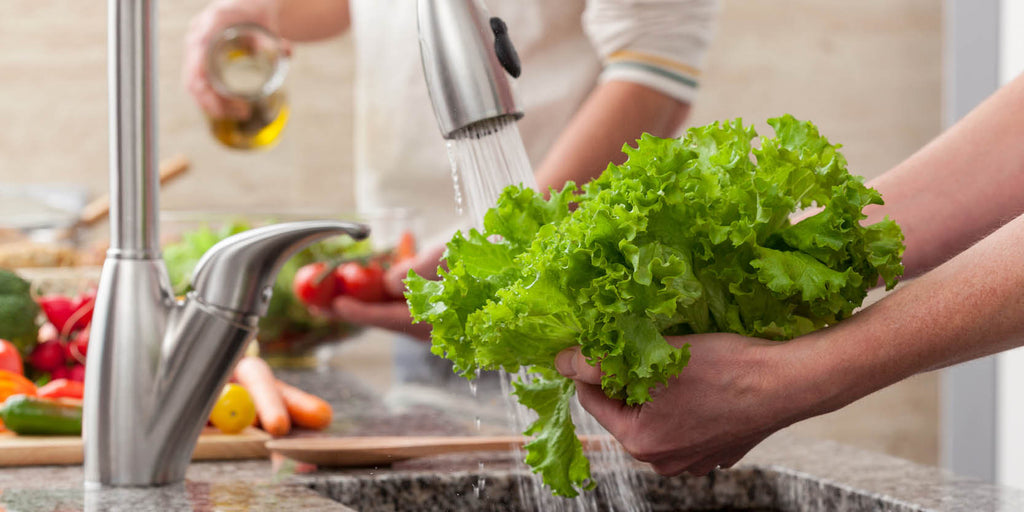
[0,268,94,384]
[0,262,336,438]
[406,116,905,497]
[0,269,91,435]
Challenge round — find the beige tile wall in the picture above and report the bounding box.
[0,0,356,214]
[0,0,942,465]
[689,1,942,466]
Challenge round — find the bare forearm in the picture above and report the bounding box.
[864,73,1024,277]
[783,212,1024,423]
[533,81,690,192]
[275,0,350,41]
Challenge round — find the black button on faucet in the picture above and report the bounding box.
[490,17,521,78]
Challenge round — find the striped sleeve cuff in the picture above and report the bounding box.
[600,49,700,104]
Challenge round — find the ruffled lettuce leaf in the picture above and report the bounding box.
[406,115,905,497]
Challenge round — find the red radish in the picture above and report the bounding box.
[69,290,96,331]
[37,291,96,336]
[29,340,66,372]
[37,296,76,334]
[68,364,86,382]
[38,323,58,343]
[67,330,89,364]
[51,366,71,380]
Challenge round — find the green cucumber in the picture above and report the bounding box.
[0,395,82,436]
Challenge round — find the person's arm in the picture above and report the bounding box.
[533,81,689,190]
[184,0,350,117]
[863,72,1024,277]
[555,72,1024,477]
[276,0,351,41]
[534,0,719,190]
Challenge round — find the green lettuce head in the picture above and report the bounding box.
[406,115,905,497]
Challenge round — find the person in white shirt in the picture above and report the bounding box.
[184,0,719,384]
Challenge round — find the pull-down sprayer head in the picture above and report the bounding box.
[417,0,523,139]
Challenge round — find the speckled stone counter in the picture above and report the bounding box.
[1,366,1023,511]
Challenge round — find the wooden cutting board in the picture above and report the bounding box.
[0,427,271,467]
[266,435,612,467]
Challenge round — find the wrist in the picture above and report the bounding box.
[756,329,898,429]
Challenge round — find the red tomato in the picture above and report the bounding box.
[292,262,341,308]
[334,262,387,303]
[29,340,66,373]
[0,339,24,375]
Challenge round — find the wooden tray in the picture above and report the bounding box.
[266,435,612,467]
[0,426,271,467]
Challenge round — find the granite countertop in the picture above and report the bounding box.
[1,366,1023,511]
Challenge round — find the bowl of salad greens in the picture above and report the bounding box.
[162,209,416,364]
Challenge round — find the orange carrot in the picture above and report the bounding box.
[275,380,333,430]
[233,356,290,436]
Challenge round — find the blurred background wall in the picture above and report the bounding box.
[0,0,942,464]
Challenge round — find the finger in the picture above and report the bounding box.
[554,347,603,385]
[279,38,294,57]
[716,449,748,470]
[198,89,229,119]
[182,34,229,117]
[223,96,253,120]
[384,243,447,297]
[573,381,632,439]
[331,296,431,340]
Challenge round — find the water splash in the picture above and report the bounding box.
[446,116,649,511]
[446,117,537,225]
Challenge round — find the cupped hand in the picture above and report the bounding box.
[327,244,447,340]
[182,0,289,118]
[555,333,811,477]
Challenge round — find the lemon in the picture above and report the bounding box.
[209,383,257,434]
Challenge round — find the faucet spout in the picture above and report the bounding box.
[192,221,369,316]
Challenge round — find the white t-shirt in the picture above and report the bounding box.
[348,0,719,245]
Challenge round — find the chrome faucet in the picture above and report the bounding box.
[417,0,523,139]
[83,0,368,487]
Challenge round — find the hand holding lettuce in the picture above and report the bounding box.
[405,115,905,497]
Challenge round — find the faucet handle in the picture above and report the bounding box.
[190,220,370,316]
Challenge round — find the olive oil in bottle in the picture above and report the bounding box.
[206,24,290,150]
